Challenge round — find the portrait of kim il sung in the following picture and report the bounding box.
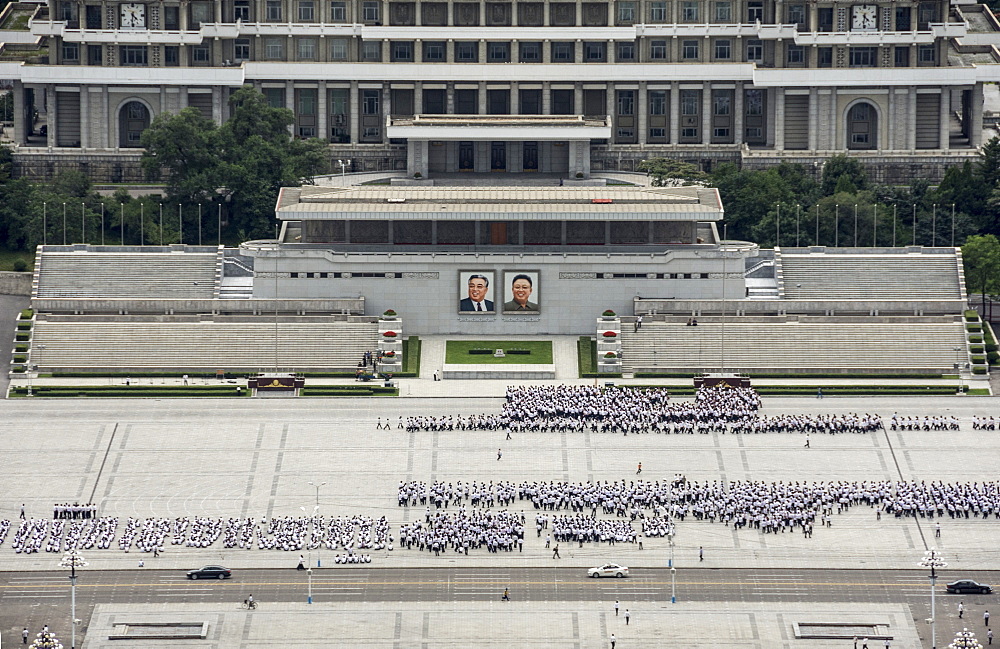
[503,271,540,314]
[459,271,496,313]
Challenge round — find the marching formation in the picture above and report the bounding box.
[398,511,525,554]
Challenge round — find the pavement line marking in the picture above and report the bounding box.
[2,595,66,599]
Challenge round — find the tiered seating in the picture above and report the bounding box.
[30,319,381,372]
[35,250,218,299]
[620,320,967,373]
[778,252,961,300]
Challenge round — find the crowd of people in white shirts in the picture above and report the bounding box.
[398,510,524,554]
[403,385,885,434]
[2,514,391,555]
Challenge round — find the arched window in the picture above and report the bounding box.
[846,101,877,150]
[118,101,150,148]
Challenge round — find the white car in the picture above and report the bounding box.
[588,563,629,578]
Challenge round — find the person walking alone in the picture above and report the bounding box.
[699,546,704,562]
[624,609,631,625]
[497,448,502,461]
[960,602,965,618]
[552,544,560,559]
[636,462,642,475]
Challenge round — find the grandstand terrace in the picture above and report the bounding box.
[28,316,381,373]
[619,317,969,375]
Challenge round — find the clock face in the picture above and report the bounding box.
[120,3,146,28]
[852,4,877,29]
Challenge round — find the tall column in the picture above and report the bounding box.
[214,1,223,22]
[828,89,837,150]
[542,82,551,114]
[574,83,583,116]
[971,83,985,147]
[212,87,222,125]
[734,83,744,146]
[907,86,917,152]
[318,80,328,141]
[286,82,295,135]
[606,83,615,126]
[575,39,583,63]
[542,39,551,63]
[80,86,90,149]
[807,86,818,150]
[938,88,950,150]
[774,87,785,150]
[670,81,680,144]
[702,83,712,145]
[45,85,56,149]
[637,82,647,144]
[349,81,360,143]
[414,82,423,116]
[478,81,488,114]
[102,85,110,148]
[510,81,519,114]
[12,81,25,145]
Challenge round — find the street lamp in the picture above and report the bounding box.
[307,567,313,604]
[308,481,326,567]
[58,550,88,649]
[919,548,947,649]
[27,344,46,397]
[954,346,965,394]
[337,159,351,184]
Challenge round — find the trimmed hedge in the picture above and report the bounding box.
[970,345,984,354]
[15,344,28,353]
[10,386,249,398]
[12,355,26,363]
[964,309,980,321]
[18,309,33,320]
[402,336,421,375]
[15,333,28,341]
[15,323,31,331]
[506,349,531,355]
[301,386,397,397]
[969,335,984,344]
[577,337,596,376]
[468,348,494,355]
[635,371,945,379]
[973,366,988,374]
[10,365,24,373]
[989,351,1000,365]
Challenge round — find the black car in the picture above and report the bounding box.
[946,580,992,594]
[187,565,232,580]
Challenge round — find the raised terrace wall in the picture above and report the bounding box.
[0,272,31,296]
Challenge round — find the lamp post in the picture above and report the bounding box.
[919,548,947,649]
[337,159,351,184]
[307,567,313,604]
[308,481,326,567]
[668,530,677,603]
[58,550,88,649]
[27,344,45,397]
[954,346,965,394]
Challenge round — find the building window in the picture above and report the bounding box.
[164,45,179,65]
[297,38,316,59]
[363,1,380,22]
[298,1,316,21]
[818,7,833,30]
[681,92,698,115]
[190,2,212,28]
[552,89,574,114]
[119,45,148,66]
[894,46,909,67]
[745,89,763,115]
[62,42,79,61]
[649,90,666,114]
[896,7,911,30]
[617,90,635,115]
[681,1,699,21]
[488,41,510,62]
[617,128,634,139]
[713,127,730,138]
[714,39,731,59]
[585,41,606,62]
[234,0,251,21]
[818,46,833,67]
[329,38,348,60]
[617,1,636,23]
[423,41,445,61]
[163,6,180,29]
[330,1,347,21]
[191,44,210,63]
[714,1,731,22]
[552,42,574,61]
[520,41,541,62]
[266,0,282,20]
[88,44,103,65]
[233,38,251,61]
[617,41,635,60]
[456,41,478,62]
[391,41,413,61]
[650,40,667,60]
[650,1,667,21]
[682,39,699,59]
[265,38,284,59]
[747,1,763,21]
[745,126,762,138]
[849,46,876,67]
[787,4,805,25]
[786,45,804,65]
[264,88,285,108]
[918,44,936,64]
[362,90,380,114]
[362,41,381,61]
[746,39,763,62]
[713,93,730,115]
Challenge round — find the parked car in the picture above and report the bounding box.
[187,565,232,580]
[946,580,992,594]
[588,563,629,578]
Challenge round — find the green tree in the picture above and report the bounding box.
[708,162,817,243]
[820,154,868,196]
[962,234,1000,311]
[637,158,706,186]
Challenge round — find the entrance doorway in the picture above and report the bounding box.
[847,102,877,150]
[458,141,475,171]
[522,141,538,171]
[490,142,506,171]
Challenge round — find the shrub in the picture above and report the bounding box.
[602,331,617,338]
[382,331,397,338]
[972,355,987,364]
[575,172,584,179]
[969,335,983,343]
[468,348,493,355]
[15,344,28,353]
[413,172,422,179]
[16,323,31,331]
[966,324,982,333]
[383,309,397,317]
[989,351,1000,365]
[604,352,618,358]
[15,333,29,341]
[13,355,26,363]
[964,309,980,321]
[383,351,396,357]
[18,309,33,320]
[970,345,984,354]
[602,310,617,317]
[973,366,987,374]
[506,349,531,355]
[10,365,24,373]
[12,259,27,272]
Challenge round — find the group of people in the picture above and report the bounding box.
[52,503,98,519]
[2,514,392,555]
[890,414,961,431]
[397,510,524,554]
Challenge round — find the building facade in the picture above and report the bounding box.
[4,0,1000,181]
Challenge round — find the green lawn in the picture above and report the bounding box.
[0,249,33,272]
[445,340,553,364]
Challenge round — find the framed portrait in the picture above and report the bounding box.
[502,270,540,314]
[458,270,496,313]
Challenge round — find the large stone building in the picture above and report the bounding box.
[2,0,1000,181]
